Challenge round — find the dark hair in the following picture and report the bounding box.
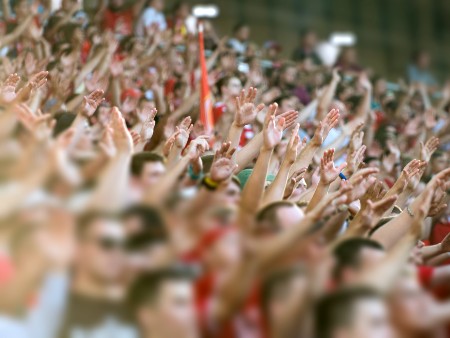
[431,150,445,160]
[216,75,241,96]
[261,265,305,315]
[233,21,249,34]
[77,211,119,238]
[274,94,295,106]
[128,266,195,312]
[59,23,82,43]
[130,152,165,176]
[332,238,384,282]
[255,201,296,234]
[122,205,168,250]
[53,111,76,137]
[314,287,382,338]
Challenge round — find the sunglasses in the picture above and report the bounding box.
[94,237,125,251]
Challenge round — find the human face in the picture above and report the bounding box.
[140,161,166,188]
[268,272,309,330]
[281,67,297,86]
[224,77,242,98]
[389,274,433,332]
[139,280,197,338]
[236,26,250,41]
[152,0,165,12]
[280,96,299,113]
[431,154,448,174]
[76,218,126,283]
[340,248,385,285]
[216,180,241,205]
[342,299,393,338]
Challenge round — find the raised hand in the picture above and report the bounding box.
[283,123,300,165]
[346,145,366,175]
[109,107,133,153]
[16,71,48,102]
[420,136,440,162]
[81,89,105,117]
[185,135,210,160]
[175,116,193,148]
[320,148,347,185]
[16,104,54,140]
[0,73,20,102]
[344,175,377,203]
[360,179,386,210]
[312,108,340,146]
[234,87,265,127]
[277,109,299,131]
[348,122,364,155]
[284,168,307,199]
[263,103,285,150]
[210,142,238,182]
[399,159,427,190]
[358,195,398,229]
[139,107,157,141]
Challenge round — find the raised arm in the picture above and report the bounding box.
[307,148,347,212]
[262,124,304,207]
[291,108,340,173]
[239,103,284,218]
[227,87,264,150]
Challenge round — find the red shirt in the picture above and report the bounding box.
[103,8,134,36]
[195,273,266,338]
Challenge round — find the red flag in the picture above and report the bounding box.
[198,23,214,132]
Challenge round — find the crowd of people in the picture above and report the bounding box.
[0,0,450,337]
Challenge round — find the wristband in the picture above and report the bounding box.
[188,165,202,181]
[339,172,347,180]
[201,176,220,191]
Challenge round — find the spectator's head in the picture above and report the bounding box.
[336,47,358,66]
[123,206,170,273]
[173,1,190,19]
[388,267,434,335]
[128,267,197,338]
[233,22,250,42]
[262,265,309,333]
[61,0,81,12]
[274,94,300,113]
[279,62,298,88]
[412,49,431,70]
[315,287,393,338]
[60,23,84,45]
[131,152,166,188]
[214,177,241,205]
[122,204,167,236]
[75,212,126,284]
[430,150,448,174]
[333,238,385,285]
[150,0,165,12]
[218,51,238,72]
[255,201,305,235]
[300,28,318,49]
[217,75,243,99]
[12,0,29,19]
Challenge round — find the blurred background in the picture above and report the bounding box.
[167,0,450,80]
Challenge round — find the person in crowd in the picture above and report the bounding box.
[228,22,250,56]
[0,1,448,338]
